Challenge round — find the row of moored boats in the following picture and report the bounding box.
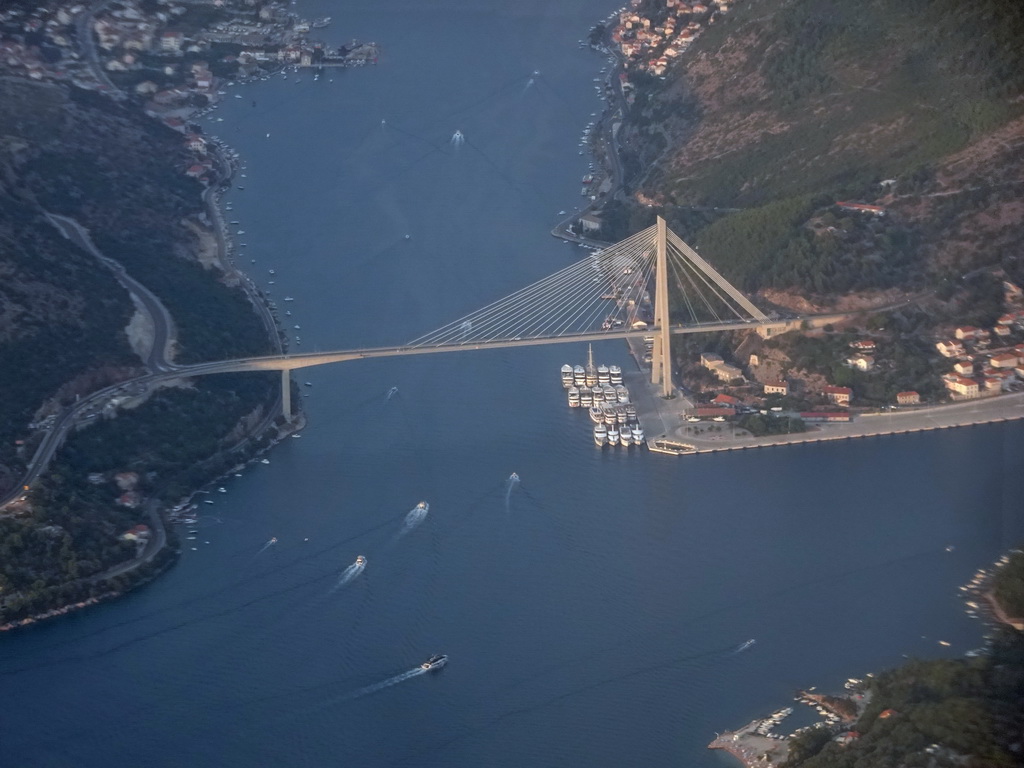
[561,352,644,447]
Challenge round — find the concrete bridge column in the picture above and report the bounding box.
[281,369,291,421]
[652,216,674,398]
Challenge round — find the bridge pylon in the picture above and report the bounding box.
[281,369,291,421]
[651,216,674,398]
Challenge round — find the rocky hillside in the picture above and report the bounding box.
[619,0,1024,302]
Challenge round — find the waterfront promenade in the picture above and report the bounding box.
[632,382,1024,456]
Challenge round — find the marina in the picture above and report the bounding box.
[562,347,644,449]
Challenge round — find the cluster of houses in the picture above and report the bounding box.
[936,314,1024,399]
[611,0,728,85]
[0,3,91,83]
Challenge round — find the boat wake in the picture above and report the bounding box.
[348,666,427,700]
[505,472,520,511]
[257,536,278,554]
[385,386,399,402]
[398,502,429,536]
[331,559,367,592]
[733,639,756,654]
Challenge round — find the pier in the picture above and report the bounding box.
[630,377,1024,457]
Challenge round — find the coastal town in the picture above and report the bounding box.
[707,547,1024,768]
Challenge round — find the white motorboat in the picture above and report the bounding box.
[568,387,580,407]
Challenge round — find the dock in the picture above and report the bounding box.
[708,721,789,767]
[627,362,1024,457]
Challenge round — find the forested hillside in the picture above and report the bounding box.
[618,0,1024,303]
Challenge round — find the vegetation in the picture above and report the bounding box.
[782,627,1024,767]
[0,194,137,479]
[736,413,805,437]
[768,330,943,406]
[0,77,280,621]
[0,373,276,623]
[992,551,1024,620]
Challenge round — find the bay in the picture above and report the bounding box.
[2,1,1023,765]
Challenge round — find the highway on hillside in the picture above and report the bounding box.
[47,214,178,373]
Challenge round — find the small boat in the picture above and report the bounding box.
[415,501,429,513]
[594,423,608,446]
[421,653,448,671]
[284,296,295,302]
[218,487,227,493]
[203,500,215,505]
[355,555,366,566]
[260,458,270,464]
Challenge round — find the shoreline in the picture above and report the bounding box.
[633,380,1024,456]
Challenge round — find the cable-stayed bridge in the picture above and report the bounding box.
[174,218,787,416]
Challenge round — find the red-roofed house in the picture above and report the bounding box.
[712,394,740,406]
[955,326,981,340]
[896,391,920,405]
[989,352,1018,369]
[849,340,876,352]
[186,164,206,178]
[945,377,979,398]
[823,385,852,406]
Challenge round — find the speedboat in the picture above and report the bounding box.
[421,653,447,671]
[415,501,429,514]
[509,472,519,482]
[355,555,366,566]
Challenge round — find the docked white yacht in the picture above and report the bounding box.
[609,365,622,384]
[631,423,645,443]
[589,406,604,424]
[561,364,574,388]
[593,423,608,446]
[619,427,632,447]
[567,387,580,407]
[597,365,610,384]
[607,425,620,446]
[579,386,594,407]
[616,385,630,403]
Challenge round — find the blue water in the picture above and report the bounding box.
[3,1,1023,765]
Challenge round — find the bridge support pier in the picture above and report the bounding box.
[281,369,292,421]
[651,216,674,398]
